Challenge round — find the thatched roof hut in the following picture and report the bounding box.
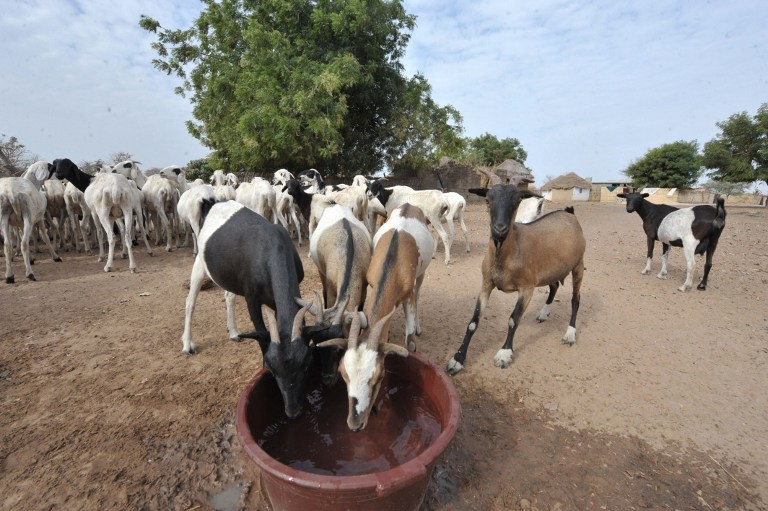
[473,159,535,189]
[541,172,591,191]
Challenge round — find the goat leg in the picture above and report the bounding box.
[494,288,533,369]
[446,289,491,375]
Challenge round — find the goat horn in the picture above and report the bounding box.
[368,309,396,351]
[331,296,350,326]
[295,297,319,317]
[310,289,325,317]
[291,302,311,340]
[477,167,501,187]
[347,311,362,350]
[262,306,281,344]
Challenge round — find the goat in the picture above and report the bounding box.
[41,177,68,251]
[1,162,62,283]
[177,184,216,256]
[303,204,372,385]
[210,169,236,201]
[367,180,453,265]
[142,174,179,252]
[181,199,317,417]
[63,181,93,254]
[617,191,726,291]
[442,191,471,254]
[272,169,304,244]
[469,168,544,223]
[54,158,153,273]
[318,203,435,431]
[235,176,277,223]
[111,160,147,189]
[446,185,586,375]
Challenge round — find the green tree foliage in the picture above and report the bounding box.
[186,158,215,182]
[702,103,768,187]
[623,140,703,188]
[140,0,461,176]
[463,133,527,167]
[701,178,747,198]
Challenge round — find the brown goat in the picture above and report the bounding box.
[319,203,435,431]
[446,185,586,374]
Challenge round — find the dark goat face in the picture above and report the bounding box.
[53,158,78,180]
[367,180,383,199]
[486,185,524,244]
[617,192,648,213]
[264,339,313,418]
[283,179,301,196]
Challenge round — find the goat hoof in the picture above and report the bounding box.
[229,335,243,342]
[148,252,154,257]
[54,257,63,262]
[561,326,577,345]
[130,268,138,274]
[493,349,514,368]
[445,357,464,375]
[183,348,197,355]
[26,274,37,281]
[656,273,668,280]
[6,276,15,284]
[104,266,112,273]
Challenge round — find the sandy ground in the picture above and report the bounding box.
[1,200,767,511]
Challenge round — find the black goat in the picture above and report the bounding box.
[181,199,327,418]
[617,192,726,291]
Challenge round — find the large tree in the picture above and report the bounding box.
[463,133,527,167]
[140,0,461,176]
[702,103,768,187]
[623,140,703,188]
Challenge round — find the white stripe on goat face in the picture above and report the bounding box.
[342,344,381,417]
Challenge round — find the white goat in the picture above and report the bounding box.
[367,181,452,264]
[272,169,304,244]
[1,161,62,283]
[142,174,179,252]
[53,158,153,273]
[63,181,93,254]
[442,191,470,254]
[210,169,236,201]
[42,178,68,250]
[236,176,277,222]
[177,184,216,256]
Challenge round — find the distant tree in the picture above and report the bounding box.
[0,134,39,176]
[110,152,134,165]
[186,157,214,182]
[78,159,107,175]
[623,140,703,188]
[139,0,460,177]
[702,103,768,187]
[462,133,527,167]
[701,179,748,198]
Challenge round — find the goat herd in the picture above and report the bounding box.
[0,160,727,431]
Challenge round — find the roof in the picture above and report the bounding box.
[495,159,535,185]
[541,172,591,191]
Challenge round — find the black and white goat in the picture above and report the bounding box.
[617,191,726,291]
[181,199,319,417]
[446,185,586,374]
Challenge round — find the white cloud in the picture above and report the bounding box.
[403,0,767,184]
[2,0,766,185]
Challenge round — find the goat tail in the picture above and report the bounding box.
[199,198,218,230]
[564,206,575,215]
[713,197,726,230]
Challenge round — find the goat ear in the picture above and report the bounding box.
[519,190,543,200]
[381,343,409,357]
[616,193,626,198]
[468,188,488,197]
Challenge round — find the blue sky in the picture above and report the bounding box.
[2,0,766,188]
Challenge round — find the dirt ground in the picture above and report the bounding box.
[1,200,767,511]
